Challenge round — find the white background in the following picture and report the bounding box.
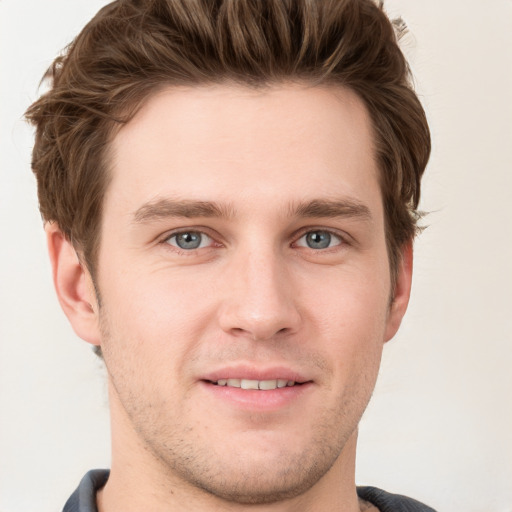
[1,1,511,511]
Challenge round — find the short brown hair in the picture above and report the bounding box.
[26,0,430,283]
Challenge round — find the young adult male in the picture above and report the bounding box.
[26,0,435,511]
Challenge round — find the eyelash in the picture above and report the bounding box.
[293,229,345,250]
[160,227,350,254]
[162,229,219,254]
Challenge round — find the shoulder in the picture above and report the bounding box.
[63,469,109,512]
[357,486,438,512]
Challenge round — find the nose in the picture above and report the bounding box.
[217,247,302,342]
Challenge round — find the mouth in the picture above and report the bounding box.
[206,378,304,390]
[199,366,313,411]
[200,371,313,411]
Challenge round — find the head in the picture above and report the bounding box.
[26,0,429,286]
[26,0,430,508]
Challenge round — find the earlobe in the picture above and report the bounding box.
[45,223,101,346]
[384,242,413,342]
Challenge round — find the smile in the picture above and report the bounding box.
[211,379,298,390]
[201,373,313,411]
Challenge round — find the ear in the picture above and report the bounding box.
[45,223,101,346]
[384,242,413,342]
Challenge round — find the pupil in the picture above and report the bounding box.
[306,231,331,249]
[176,232,201,249]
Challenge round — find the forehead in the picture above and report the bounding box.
[106,83,380,216]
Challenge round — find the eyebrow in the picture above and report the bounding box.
[133,198,235,223]
[290,198,372,221]
[132,197,372,224]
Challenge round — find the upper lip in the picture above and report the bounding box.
[200,364,311,384]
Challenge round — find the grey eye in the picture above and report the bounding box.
[296,230,342,250]
[306,231,331,249]
[167,231,210,250]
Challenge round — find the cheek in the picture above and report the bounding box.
[102,261,212,324]
[97,278,199,413]
[305,263,390,333]
[307,269,389,376]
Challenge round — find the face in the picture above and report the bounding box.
[88,85,410,504]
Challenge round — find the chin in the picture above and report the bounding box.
[158,430,347,506]
[186,461,330,505]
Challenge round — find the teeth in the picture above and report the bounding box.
[214,379,298,390]
[259,380,278,390]
[241,379,259,390]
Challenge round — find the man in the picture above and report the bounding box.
[26,0,434,510]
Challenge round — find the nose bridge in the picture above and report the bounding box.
[218,240,301,340]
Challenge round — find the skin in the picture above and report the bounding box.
[48,84,412,512]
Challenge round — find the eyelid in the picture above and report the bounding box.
[166,231,212,249]
[292,227,351,248]
[159,225,213,240]
[156,225,352,252]
[159,226,222,251]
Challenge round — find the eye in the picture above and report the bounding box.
[165,231,212,250]
[296,230,343,250]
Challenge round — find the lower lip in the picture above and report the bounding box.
[200,381,313,412]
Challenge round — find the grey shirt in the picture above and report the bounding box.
[63,469,437,512]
